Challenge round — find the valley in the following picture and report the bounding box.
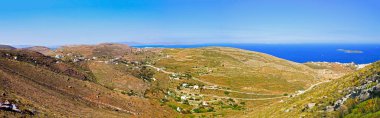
[2,1,378,117]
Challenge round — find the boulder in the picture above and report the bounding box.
[325,106,334,112]
[359,92,371,101]
[307,103,316,109]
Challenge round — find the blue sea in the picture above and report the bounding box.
[133,44,380,64]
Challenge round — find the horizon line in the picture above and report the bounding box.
[6,42,380,48]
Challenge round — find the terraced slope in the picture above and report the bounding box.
[155,47,320,94]
[246,61,380,118]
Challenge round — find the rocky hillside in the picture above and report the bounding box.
[247,61,380,117]
[0,49,175,117]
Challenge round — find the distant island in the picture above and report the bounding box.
[337,49,363,54]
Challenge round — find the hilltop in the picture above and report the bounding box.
[25,46,56,56]
[56,43,133,58]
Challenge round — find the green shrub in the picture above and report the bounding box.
[344,97,380,117]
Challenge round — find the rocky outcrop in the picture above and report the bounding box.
[325,73,380,112]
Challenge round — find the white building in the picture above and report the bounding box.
[181,83,189,87]
[193,85,199,89]
[202,101,208,106]
[55,54,63,59]
[180,95,187,100]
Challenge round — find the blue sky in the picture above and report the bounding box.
[0,0,379,46]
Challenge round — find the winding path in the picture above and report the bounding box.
[293,80,330,96]
[145,65,330,100]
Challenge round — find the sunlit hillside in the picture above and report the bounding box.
[0,44,370,117]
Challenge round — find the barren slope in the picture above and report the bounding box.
[0,49,176,117]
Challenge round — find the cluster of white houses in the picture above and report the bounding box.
[54,54,90,62]
[169,73,192,80]
[55,53,139,65]
[180,83,200,90]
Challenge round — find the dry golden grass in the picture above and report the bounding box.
[88,62,149,95]
[244,61,380,118]
[1,45,360,117]
[56,43,132,57]
[155,47,320,94]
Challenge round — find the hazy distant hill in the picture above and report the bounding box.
[24,46,55,56]
[0,44,16,50]
[56,43,133,58]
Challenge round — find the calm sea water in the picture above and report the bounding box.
[133,44,380,64]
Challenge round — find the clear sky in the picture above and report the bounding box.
[0,0,379,46]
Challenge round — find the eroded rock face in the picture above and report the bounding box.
[325,73,380,112]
